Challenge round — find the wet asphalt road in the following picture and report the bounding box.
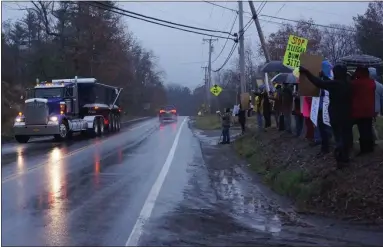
[2,116,383,246]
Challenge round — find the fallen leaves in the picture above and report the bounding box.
[234,128,383,223]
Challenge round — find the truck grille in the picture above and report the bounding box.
[24,101,49,125]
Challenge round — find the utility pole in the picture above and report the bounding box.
[238,1,246,94]
[201,66,208,110]
[249,1,270,63]
[203,38,218,113]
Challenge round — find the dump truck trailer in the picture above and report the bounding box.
[13,77,123,143]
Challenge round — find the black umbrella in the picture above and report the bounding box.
[270,73,289,84]
[261,61,293,73]
[338,54,383,67]
[270,73,298,84]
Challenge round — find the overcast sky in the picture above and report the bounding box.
[2,1,369,89]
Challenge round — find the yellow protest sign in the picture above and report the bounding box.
[283,35,308,68]
[210,84,222,96]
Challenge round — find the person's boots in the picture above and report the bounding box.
[367,139,374,153]
[279,115,285,131]
[357,138,367,156]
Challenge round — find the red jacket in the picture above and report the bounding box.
[351,76,376,118]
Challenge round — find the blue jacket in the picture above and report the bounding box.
[369,67,383,114]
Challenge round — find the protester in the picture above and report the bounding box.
[262,90,272,129]
[369,67,383,143]
[306,61,334,154]
[281,83,294,134]
[302,97,315,141]
[351,67,376,154]
[220,107,232,144]
[254,87,272,130]
[292,89,304,137]
[248,100,254,118]
[270,84,283,129]
[300,64,352,167]
[254,93,263,132]
[313,126,322,146]
[238,104,246,135]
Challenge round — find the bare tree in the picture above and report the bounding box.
[320,24,359,63]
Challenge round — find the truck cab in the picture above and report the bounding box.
[13,77,122,143]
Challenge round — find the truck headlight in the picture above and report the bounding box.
[50,116,58,122]
[15,117,24,123]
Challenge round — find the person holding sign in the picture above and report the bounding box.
[299,64,352,167]
[315,61,334,155]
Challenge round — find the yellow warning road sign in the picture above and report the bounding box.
[210,84,222,96]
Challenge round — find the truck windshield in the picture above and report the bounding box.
[34,88,63,98]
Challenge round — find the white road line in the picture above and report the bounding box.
[125,117,187,246]
[121,117,150,124]
[2,120,153,184]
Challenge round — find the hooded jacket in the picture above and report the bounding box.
[368,67,383,114]
[351,68,376,118]
[301,64,351,125]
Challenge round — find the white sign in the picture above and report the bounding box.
[233,104,240,116]
[264,73,270,92]
[310,97,320,126]
[322,90,331,126]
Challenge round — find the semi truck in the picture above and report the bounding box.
[13,77,123,143]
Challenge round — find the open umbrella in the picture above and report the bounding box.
[271,73,297,84]
[285,73,298,84]
[271,73,289,84]
[338,54,383,67]
[261,61,293,73]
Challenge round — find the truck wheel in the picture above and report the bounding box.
[109,114,115,132]
[91,118,100,137]
[98,118,105,136]
[116,115,121,132]
[15,135,30,144]
[54,121,69,141]
[113,114,118,132]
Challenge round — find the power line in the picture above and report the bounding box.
[94,1,236,37]
[257,2,267,15]
[243,17,253,33]
[212,14,238,63]
[260,3,285,31]
[212,12,254,72]
[258,17,383,38]
[260,14,356,32]
[86,2,236,40]
[212,43,238,72]
[202,1,358,33]
[212,20,252,72]
[202,1,238,14]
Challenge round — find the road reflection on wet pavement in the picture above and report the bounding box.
[2,117,382,246]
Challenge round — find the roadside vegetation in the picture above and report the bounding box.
[234,121,383,223]
[194,115,222,130]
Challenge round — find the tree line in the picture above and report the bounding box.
[1,1,168,124]
[2,2,382,120]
